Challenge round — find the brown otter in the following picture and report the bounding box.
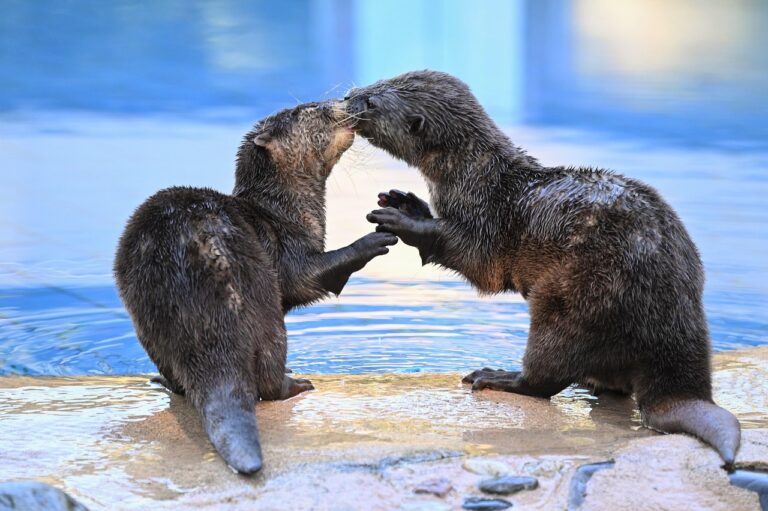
[347,70,741,466]
[114,101,397,474]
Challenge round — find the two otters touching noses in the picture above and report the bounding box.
[114,70,740,476]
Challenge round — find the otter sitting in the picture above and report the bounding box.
[114,101,397,474]
[347,70,740,466]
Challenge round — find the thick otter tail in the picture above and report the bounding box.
[196,382,263,475]
[642,399,741,467]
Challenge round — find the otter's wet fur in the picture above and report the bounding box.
[349,70,741,466]
[114,102,397,474]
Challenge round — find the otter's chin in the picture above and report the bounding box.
[322,127,355,169]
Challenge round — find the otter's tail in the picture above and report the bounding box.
[197,382,263,475]
[642,399,741,467]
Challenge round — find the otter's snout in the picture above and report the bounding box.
[346,95,368,118]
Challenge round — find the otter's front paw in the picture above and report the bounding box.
[279,375,315,399]
[366,208,438,259]
[352,231,399,263]
[377,189,433,219]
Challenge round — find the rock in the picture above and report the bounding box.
[401,502,452,511]
[567,460,615,510]
[462,496,513,510]
[462,459,511,477]
[0,481,88,511]
[479,475,538,495]
[729,470,768,510]
[414,477,453,497]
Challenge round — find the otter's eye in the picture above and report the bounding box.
[366,97,380,110]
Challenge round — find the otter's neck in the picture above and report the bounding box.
[233,154,327,250]
[419,135,539,186]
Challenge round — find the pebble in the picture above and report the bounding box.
[0,481,89,511]
[462,497,513,510]
[462,459,512,476]
[479,475,539,495]
[401,502,452,511]
[414,477,453,497]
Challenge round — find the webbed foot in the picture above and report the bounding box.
[462,368,567,398]
[278,375,314,399]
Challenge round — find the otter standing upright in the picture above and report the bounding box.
[114,102,397,474]
[349,70,740,466]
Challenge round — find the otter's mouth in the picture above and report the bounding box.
[339,96,377,133]
[331,100,360,130]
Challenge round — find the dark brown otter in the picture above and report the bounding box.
[347,70,740,466]
[114,101,397,474]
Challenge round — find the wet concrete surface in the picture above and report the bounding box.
[1,347,767,510]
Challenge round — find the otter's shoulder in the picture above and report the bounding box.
[120,186,243,248]
[522,166,664,212]
[141,186,232,212]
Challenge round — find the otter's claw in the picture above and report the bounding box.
[461,368,510,384]
[280,375,315,399]
[151,374,185,395]
[377,189,433,219]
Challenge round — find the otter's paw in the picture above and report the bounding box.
[353,231,399,260]
[279,375,315,399]
[461,368,513,384]
[377,189,432,219]
[472,374,522,392]
[150,374,185,395]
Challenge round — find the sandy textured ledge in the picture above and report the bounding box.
[1,347,767,510]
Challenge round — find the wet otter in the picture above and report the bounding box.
[114,101,397,474]
[347,70,741,466]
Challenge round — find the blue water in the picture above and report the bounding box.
[1,0,767,376]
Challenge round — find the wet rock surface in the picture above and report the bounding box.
[479,475,539,495]
[0,347,766,510]
[0,481,88,511]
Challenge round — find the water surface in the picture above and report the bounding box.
[1,0,766,376]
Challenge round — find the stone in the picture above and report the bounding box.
[567,460,615,510]
[462,459,512,477]
[414,477,453,497]
[0,481,88,511]
[479,475,538,495]
[729,470,768,510]
[462,496,513,510]
[401,502,452,511]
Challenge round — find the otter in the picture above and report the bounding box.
[114,101,397,474]
[347,70,741,466]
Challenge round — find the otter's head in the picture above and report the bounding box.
[236,101,354,194]
[344,70,494,166]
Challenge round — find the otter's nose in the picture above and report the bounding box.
[347,95,369,117]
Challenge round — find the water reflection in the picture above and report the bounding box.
[0,1,766,375]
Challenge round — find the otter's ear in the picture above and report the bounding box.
[252,132,272,148]
[407,114,425,134]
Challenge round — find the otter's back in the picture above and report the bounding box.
[114,186,278,351]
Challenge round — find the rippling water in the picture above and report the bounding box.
[1,125,766,376]
[1,1,767,376]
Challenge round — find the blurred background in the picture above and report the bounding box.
[1,0,766,376]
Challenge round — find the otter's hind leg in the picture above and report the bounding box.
[464,313,573,398]
[151,373,185,395]
[253,319,314,401]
